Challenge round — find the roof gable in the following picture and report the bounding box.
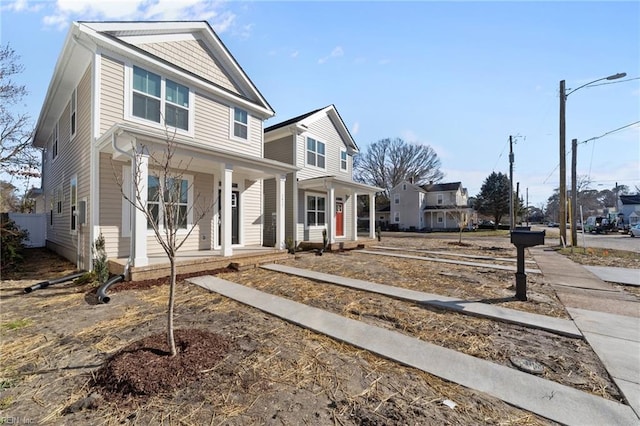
[34,21,273,147]
[265,105,358,152]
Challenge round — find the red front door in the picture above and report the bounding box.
[335,202,344,237]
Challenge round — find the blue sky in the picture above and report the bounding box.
[2,0,639,208]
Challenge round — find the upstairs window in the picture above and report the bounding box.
[131,66,191,131]
[394,195,400,204]
[233,107,248,139]
[340,149,347,171]
[70,88,77,139]
[437,194,444,205]
[133,66,161,123]
[306,137,325,169]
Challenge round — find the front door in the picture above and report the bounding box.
[218,190,239,245]
[335,201,344,237]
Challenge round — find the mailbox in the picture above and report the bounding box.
[510,230,545,301]
[510,230,545,247]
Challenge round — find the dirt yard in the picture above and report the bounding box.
[1,234,638,425]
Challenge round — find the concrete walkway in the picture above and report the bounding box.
[261,263,580,338]
[358,249,542,274]
[530,247,640,418]
[584,265,640,287]
[372,245,536,264]
[188,275,638,425]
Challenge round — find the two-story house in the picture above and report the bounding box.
[32,21,297,274]
[262,105,381,249]
[390,181,473,231]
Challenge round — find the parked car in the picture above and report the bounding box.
[584,215,617,234]
[630,224,640,237]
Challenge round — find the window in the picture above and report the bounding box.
[70,176,77,232]
[394,195,400,204]
[131,66,190,131]
[437,213,444,223]
[233,107,248,139]
[306,137,325,169]
[403,183,407,191]
[437,194,443,205]
[394,212,400,223]
[56,187,63,214]
[70,88,77,139]
[52,123,58,160]
[340,149,347,171]
[306,195,326,227]
[147,175,189,230]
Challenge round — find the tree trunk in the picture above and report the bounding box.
[167,257,177,356]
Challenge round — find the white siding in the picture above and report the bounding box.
[297,114,352,180]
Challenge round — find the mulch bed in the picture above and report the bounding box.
[93,328,232,400]
[108,267,236,293]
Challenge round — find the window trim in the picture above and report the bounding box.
[305,193,326,229]
[146,173,194,234]
[70,88,77,141]
[124,63,194,136]
[394,211,400,223]
[305,136,326,170]
[230,106,249,141]
[340,148,348,171]
[437,194,444,205]
[56,185,63,215]
[394,194,400,205]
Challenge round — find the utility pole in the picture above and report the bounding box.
[509,135,514,230]
[571,138,577,246]
[559,80,567,246]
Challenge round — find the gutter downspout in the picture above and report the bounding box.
[112,131,135,280]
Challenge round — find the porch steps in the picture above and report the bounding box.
[108,250,292,282]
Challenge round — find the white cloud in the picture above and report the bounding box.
[40,0,236,33]
[351,121,360,136]
[318,45,344,64]
[290,50,299,59]
[378,58,390,65]
[2,0,43,13]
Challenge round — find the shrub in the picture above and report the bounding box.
[93,233,109,285]
[0,213,29,273]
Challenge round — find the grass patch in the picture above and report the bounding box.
[0,319,31,331]
[557,246,638,260]
[0,395,14,410]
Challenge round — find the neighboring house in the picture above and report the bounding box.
[619,194,640,226]
[32,21,296,271]
[263,105,382,247]
[390,181,473,231]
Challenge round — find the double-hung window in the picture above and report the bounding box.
[147,175,189,230]
[306,137,325,169]
[306,195,326,227]
[70,88,77,140]
[132,66,190,131]
[340,149,347,171]
[437,194,444,205]
[233,107,248,139]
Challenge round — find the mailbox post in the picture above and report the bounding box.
[510,230,545,301]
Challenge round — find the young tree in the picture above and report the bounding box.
[474,172,510,228]
[354,137,444,200]
[0,44,39,183]
[119,132,213,357]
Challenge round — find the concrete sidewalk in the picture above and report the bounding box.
[188,275,638,425]
[584,265,640,287]
[530,246,640,418]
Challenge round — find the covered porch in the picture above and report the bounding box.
[98,123,298,272]
[297,176,383,244]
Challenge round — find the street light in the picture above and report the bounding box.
[558,72,626,246]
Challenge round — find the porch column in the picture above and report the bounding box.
[352,191,358,241]
[275,174,286,250]
[327,185,335,244]
[133,153,148,266]
[369,193,376,239]
[220,163,233,257]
